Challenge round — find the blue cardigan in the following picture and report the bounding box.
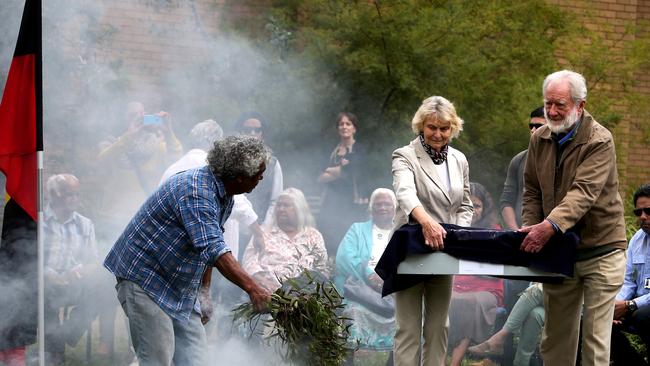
[333,220,375,294]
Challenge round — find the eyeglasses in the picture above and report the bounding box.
[633,207,650,217]
[529,123,544,130]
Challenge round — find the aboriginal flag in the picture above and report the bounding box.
[0,0,42,219]
[0,0,42,353]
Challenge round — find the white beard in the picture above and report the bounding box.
[545,106,580,134]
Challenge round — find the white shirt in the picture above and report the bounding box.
[159,149,208,184]
[260,160,284,225]
[434,160,450,193]
[368,224,391,269]
[224,195,257,259]
[160,149,258,258]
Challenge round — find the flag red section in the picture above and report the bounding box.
[0,54,38,221]
[0,0,41,352]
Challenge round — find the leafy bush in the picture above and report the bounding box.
[233,270,355,365]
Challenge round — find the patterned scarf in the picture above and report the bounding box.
[419,134,448,165]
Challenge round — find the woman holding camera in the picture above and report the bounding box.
[391,96,473,365]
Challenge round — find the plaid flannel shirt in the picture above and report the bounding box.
[104,166,233,321]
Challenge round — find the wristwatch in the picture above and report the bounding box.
[626,300,638,313]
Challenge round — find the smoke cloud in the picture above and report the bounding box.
[0,1,523,365]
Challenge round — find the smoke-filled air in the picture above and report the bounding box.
[2,1,648,366]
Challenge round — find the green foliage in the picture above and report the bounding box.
[623,188,642,241]
[263,0,569,193]
[233,270,354,366]
[220,0,649,196]
[626,332,648,363]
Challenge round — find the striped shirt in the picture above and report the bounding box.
[104,166,233,321]
[44,207,98,273]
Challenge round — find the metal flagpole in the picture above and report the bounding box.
[37,151,44,366]
[36,0,45,363]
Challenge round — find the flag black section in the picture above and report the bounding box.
[12,0,42,150]
[13,0,41,58]
[0,199,38,350]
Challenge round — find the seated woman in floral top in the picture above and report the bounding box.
[242,187,329,291]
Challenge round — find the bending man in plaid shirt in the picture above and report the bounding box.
[104,135,271,366]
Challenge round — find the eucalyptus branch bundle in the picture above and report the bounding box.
[232,270,355,365]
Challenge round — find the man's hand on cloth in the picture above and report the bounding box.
[519,220,555,253]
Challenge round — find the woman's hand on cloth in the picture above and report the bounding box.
[411,206,447,250]
[421,219,447,250]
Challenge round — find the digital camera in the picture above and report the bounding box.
[142,114,163,126]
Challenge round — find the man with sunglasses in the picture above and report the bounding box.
[499,106,546,230]
[235,112,284,228]
[610,183,650,366]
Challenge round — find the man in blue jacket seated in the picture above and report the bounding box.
[334,188,397,352]
[610,183,650,366]
[104,136,271,366]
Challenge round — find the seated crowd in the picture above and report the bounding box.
[27,100,648,366]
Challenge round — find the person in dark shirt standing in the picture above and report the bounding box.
[499,106,545,230]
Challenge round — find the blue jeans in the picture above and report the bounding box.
[504,283,544,366]
[116,279,207,366]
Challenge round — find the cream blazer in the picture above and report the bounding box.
[392,137,473,229]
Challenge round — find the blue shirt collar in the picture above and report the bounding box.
[551,119,582,147]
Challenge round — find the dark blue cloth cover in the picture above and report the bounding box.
[376,223,578,296]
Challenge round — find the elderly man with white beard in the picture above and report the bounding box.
[520,70,627,366]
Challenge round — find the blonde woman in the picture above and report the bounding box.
[391,96,473,365]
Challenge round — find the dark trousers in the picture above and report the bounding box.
[44,271,117,365]
[610,305,650,366]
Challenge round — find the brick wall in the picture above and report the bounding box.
[70,1,267,106]
[547,0,650,194]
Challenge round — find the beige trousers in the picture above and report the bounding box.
[394,275,453,366]
[541,249,625,366]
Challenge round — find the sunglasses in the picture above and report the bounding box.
[529,123,544,130]
[633,207,650,217]
[241,127,262,134]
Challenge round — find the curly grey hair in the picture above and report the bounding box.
[207,135,271,180]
